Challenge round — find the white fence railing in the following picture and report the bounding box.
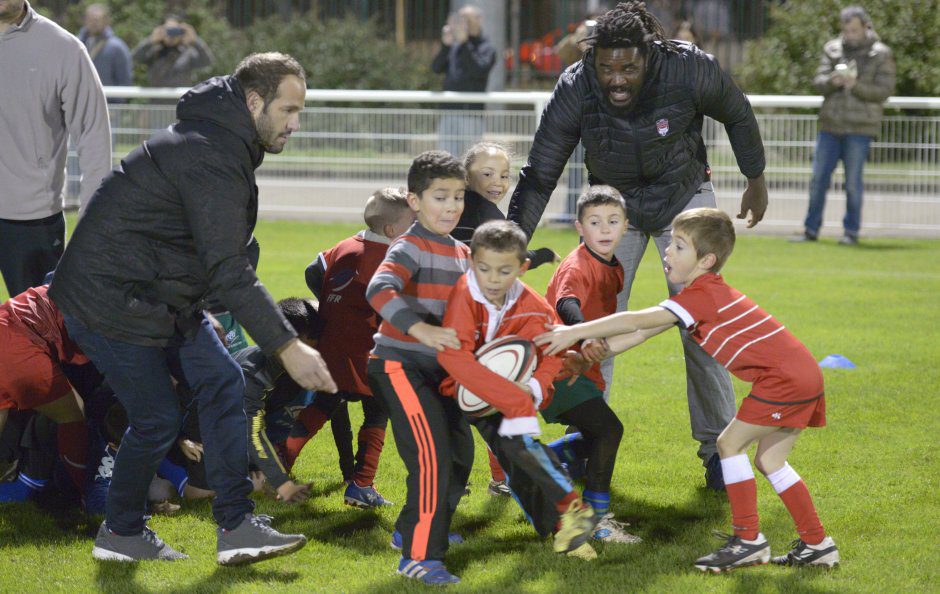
[68,89,940,237]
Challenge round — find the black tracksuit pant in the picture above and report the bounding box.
[471,414,576,537]
[368,357,473,562]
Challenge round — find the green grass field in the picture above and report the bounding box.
[1,219,938,593]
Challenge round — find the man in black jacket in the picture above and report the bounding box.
[50,52,337,563]
[431,4,496,158]
[508,2,768,489]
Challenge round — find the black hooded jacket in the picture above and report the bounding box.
[508,42,765,236]
[50,76,296,353]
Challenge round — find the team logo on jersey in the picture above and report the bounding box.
[656,118,669,136]
[330,268,357,292]
[772,412,782,420]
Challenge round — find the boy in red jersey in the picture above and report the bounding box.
[438,220,599,560]
[536,207,839,571]
[542,186,638,544]
[366,150,473,586]
[286,187,415,508]
[0,285,89,494]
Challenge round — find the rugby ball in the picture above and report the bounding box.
[456,335,538,417]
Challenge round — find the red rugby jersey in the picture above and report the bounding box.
[314,231,391,395]
[661,273,823,402]
[438,271,564,418]
[545,243,624,390]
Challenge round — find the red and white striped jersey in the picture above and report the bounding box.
[660,273,823,402]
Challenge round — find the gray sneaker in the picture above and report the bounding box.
[217,513,307,566]
[91,521,188,562]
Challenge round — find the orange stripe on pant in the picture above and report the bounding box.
[386,360,438,561]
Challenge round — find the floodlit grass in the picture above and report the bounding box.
[1,218,938,593]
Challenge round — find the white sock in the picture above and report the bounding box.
[765,462,800,494]
[720,453,754,485]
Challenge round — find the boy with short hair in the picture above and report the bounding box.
[366,150,473,585]
[438,220,598,560]
[285,187,415,508]
[536,207,839,571]
[541,186,637,543]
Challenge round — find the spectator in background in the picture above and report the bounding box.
[690,0,731,54]
[0,0,112,298]
[793,6,895,246]
[431,5,496,158]
[77,3,132,88]
[132,13,213,87]
[674,20,696,44]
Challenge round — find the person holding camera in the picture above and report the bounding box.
[431,5,495,158]
[793,6,895,246]
[132,13,213,88]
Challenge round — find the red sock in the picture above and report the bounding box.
[57,420,88,491]
[554,491,579,515]
[487,448,506,482]
[351,427,385,486]
[726,478,760,540]
[284,405,330,468]
[778,480,826,545]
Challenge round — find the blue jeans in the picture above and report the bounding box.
[804,131,872,238]
[438,112,485,159]
[63,313,253,534]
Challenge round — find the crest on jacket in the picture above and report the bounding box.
[656,118,669,136]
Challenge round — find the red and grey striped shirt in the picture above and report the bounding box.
[367,221,469,366]
[661,273,823,402]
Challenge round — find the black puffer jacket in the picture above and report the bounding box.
[50,76,296,353]
[508,42,765,235]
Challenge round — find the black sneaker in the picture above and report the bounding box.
[217,513,307,566]
[92,521,188,561]
[838,235,859,246]
[704,453,725,491]
[694,531,770,573]
[771,537,840,567]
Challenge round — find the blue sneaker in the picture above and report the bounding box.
[397,557,460,585]
[704,453,726,491]
[390,530,464,550]
[547,433,586,480]
[344,481,394,508]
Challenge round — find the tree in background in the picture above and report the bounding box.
[48,1,436,91]
[735,0,940,97]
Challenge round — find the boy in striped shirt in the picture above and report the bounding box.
[535,208,839,572]
[366,150,472,586]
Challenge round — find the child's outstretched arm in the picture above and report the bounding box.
[535,306,679,356]
[605,324,674,356]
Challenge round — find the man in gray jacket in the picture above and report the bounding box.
[794,6,896,245]
[0,0,111,297]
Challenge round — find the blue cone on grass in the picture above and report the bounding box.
[819,354,856,369]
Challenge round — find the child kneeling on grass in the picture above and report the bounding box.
[536,207,839,572]
[438,220,599,561]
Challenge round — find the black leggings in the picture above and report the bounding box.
[555,397,623,493]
